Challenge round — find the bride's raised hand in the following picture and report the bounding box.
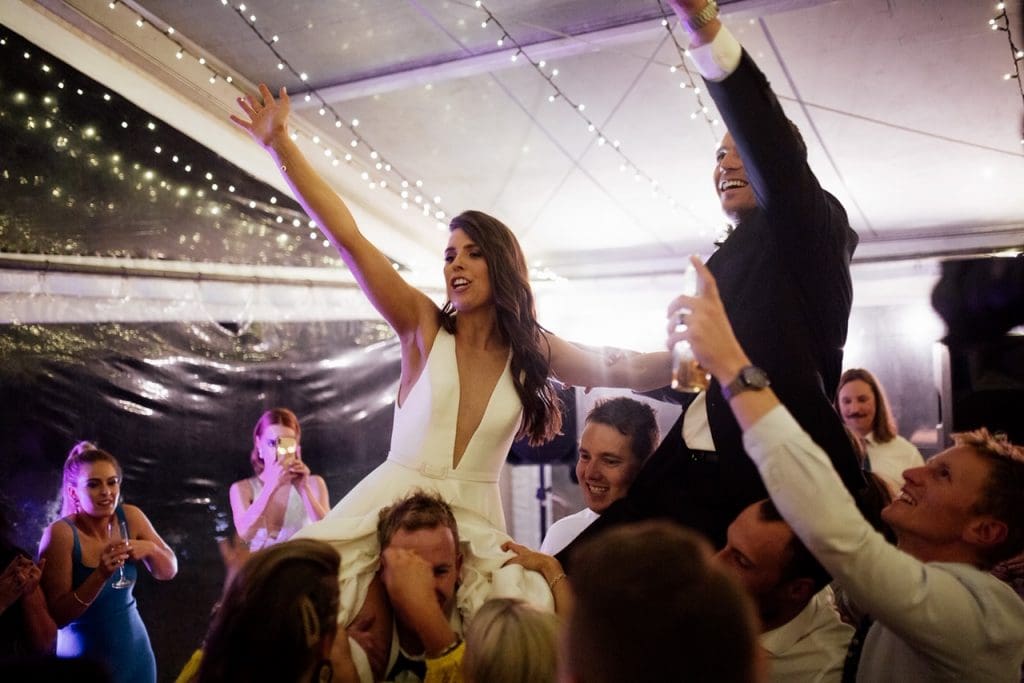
[230,83,290,148]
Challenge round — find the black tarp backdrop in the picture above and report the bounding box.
[0,319,401,679]
[0,24,407,680]
[0,26,360,268]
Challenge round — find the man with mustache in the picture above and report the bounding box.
[836,368,923,490]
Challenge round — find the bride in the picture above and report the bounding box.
[232,84,671,679]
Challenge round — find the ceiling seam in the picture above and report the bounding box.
[774,97,1024,158]
[759,17,878,238]
[516,28,712,250]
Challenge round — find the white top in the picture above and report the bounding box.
[864,433,924,490]
[246,477,310,551]
[540,508,600,555]
[761,589,853,683]
[744,406,1024,682]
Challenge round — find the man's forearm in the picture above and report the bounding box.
[401,605,457,657]
[21,587,57,654]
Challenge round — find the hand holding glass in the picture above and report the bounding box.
[671,263,711,393]
[109,520,133,589]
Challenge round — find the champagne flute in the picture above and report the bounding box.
[671,262,711,393]
[110,519,134,590]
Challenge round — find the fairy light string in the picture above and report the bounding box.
[0,30,351,265]
[106,0,451,231]
[472,0,692,208]
[219,1,451,229]
[654,0,720,136]
[103,0,727,230]
[988,1,1024,144]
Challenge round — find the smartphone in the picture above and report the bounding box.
[275,437,298,461]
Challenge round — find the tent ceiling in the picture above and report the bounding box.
[3,0,1023,283]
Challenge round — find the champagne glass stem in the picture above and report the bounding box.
[112,519,133,589]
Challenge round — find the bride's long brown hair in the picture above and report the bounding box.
[440,210,562,446]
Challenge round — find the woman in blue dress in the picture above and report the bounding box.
[38,442,178,683]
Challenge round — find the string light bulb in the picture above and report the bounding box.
[989,1,1024,129]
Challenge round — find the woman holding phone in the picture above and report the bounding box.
[229,408,330,551]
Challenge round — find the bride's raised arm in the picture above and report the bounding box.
[231,84,437,342]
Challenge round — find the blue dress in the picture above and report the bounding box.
[56,506,156,683]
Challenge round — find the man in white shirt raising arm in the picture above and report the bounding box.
[672,256,1024,682]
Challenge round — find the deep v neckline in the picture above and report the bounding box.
[393,328,513,470]
[450,338,511,470]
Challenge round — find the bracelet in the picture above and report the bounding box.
[72,590,92,607]
[548,572,567,590]
[685,0,719,32]
[432,635,462,659]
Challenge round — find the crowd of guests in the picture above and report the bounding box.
[2,0,1023,681]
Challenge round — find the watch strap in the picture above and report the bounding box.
[722,365,769,401]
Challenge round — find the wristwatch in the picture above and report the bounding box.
[721,365,770,401]
[685,0,720,32]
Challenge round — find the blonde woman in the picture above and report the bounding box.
[38,443,177,683]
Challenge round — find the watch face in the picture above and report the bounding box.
[741,366,770,389]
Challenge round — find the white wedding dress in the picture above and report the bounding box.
[296,327,553,628]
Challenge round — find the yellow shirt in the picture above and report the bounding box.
[425,640,466,683]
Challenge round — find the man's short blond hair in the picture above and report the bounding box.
[954,428,1024,567]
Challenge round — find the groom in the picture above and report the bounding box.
[560,0,863,562]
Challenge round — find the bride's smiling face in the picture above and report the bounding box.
[444,228,492,312]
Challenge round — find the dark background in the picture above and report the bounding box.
[0,319,401,678]
[0,27,407,675]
